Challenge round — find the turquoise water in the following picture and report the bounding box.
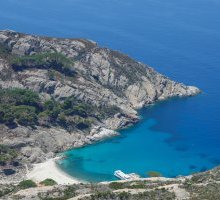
[59,97,219,182]
[1,0,220,182]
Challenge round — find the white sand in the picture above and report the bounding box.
[27,158,80,185]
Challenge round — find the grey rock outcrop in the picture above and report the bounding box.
[0,30,199,114]
[0,30,200,170]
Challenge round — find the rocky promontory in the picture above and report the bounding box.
[0,30,200,183]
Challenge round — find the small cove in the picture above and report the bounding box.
[0,0,220,183]
[58,96,219,182]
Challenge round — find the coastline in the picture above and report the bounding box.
[25,128,120,185]
[26,157,81,185]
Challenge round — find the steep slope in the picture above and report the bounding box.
[0,30,200,182]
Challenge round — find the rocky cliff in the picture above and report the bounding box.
[0,30,200,182]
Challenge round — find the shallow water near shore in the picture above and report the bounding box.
[58,97,220,182]
[1,0,220,182]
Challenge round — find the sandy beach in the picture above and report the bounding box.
[27,158,80,185]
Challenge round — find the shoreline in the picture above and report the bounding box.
[26,157,81,185]
[25,128,119,186]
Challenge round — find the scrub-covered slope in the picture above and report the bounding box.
[0,30,199,182]
[2,167,220,200]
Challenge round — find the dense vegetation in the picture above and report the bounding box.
[0,44,122,129]
[40,179,57,186]
[0,88,90,129]
[10,52,75,76]
[0,43,10,59]
[0,145,17,164]
[0,184,16,198]
[0,88,119,130]
[18,180,37,189]
[0,88,40,126]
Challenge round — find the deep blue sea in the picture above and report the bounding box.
[1,0,220,182]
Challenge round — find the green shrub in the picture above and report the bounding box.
[0,43,10,59]
[64,105,87,117]
[75,118,92,130]
[11,52,75,76]
[109,182,124,190]
[0,145,17,163]
[48,70,56,81]
[18,180,37,189]
[0,185,15,198]
[40,179,57,186]
[0,88,40,107]
[62,186,76,199]
[57,112,66,124]
[0,105,14,124]
[98,105,121,118]
[0,88,40,126]
[0,104,38,126]
[13,105,38,126]
[43,100,61,119]
[0,89,99,131]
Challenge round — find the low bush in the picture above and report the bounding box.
[109,182,124,190]
[0,43,10,59]
[0,88,40,107]
[11,52,75,76]
[0,88,121,131]
[40,179,57,186]
[0,145,17,164]
[18,180,37,189]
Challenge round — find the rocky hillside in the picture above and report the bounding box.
[0,30,200,182]
[1,167,220,200]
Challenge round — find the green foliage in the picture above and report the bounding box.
[109,182,124,190]
[40,179,57,186]
[38,186,76,200]
[0,88,40,126]
[62,186,76,199]
[11,52,75,76]
[48,70,56,81]
[109,181,146,190]
[0,104,14,124]
[0,88,94,129]
[18,180,37,189]
[101,105,121,116]
[0,88,119,131]
[0,185,15,198]
[127,182,146,189]
[75,117,93,129]
[0,43,10,59]
[89,191,130,200]
[13,105,38,126]
[0,88,40,107]
[44,100,61,119]
[147,171,162,177]
[97,105,121,119]
[64,105,88,117]
[62,97,90,117]
[0,145,17,163]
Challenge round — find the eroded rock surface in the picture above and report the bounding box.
[0,30,200,182]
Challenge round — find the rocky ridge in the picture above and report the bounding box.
[0,30,200,182]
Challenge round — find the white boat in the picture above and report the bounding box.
[114,170,131,180]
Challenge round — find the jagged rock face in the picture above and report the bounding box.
[0,30,200,165]
[0,30,199,113]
